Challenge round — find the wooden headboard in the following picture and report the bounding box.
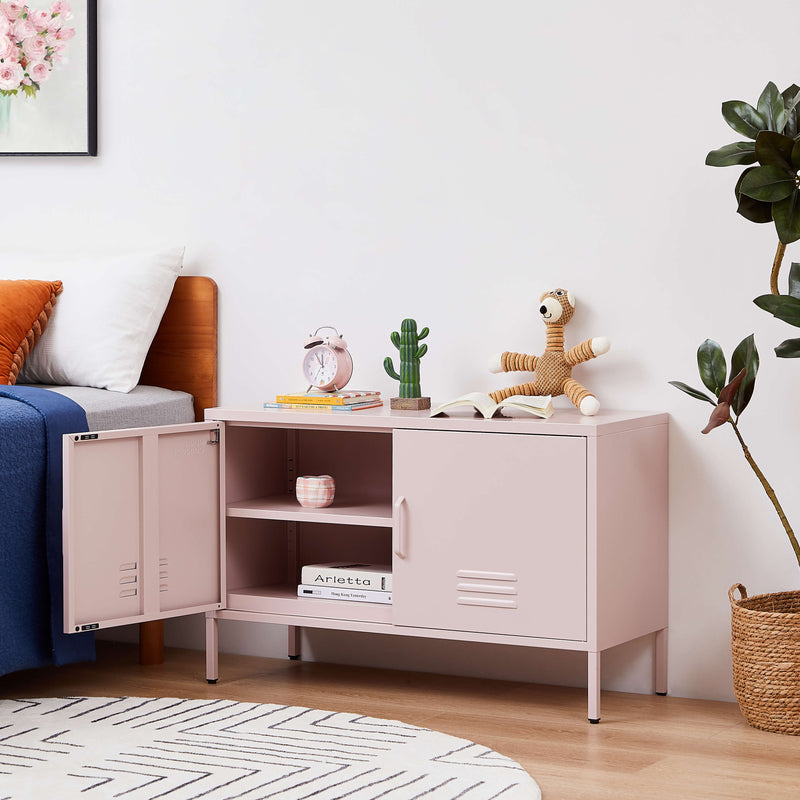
[139,276,218,420]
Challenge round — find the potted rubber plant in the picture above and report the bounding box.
[671,81,800,735]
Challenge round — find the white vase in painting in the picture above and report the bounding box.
[0,94,10,133]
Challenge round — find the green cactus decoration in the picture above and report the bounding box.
[384,318,429,398]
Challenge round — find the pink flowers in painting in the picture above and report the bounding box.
[0,1,75,97]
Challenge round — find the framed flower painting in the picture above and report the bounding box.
[0,0,96,156]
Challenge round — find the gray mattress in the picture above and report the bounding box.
[26,385,196,431]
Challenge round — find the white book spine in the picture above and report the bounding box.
[300,565,392,592]
[297,584,393,604]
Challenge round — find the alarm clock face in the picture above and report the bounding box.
[303,345,353,391]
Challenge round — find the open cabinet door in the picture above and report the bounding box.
[63,421,223,633]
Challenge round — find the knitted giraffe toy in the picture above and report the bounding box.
[488,288,610,415]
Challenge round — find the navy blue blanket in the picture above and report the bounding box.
[0,386,95,676]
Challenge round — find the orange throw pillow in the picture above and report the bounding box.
[0,279,63,385]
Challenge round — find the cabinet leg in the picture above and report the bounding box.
[655,627,668,695]
[588,651,601,723]
[288,625,302,660]
[139,620,164,666]
[205,612,219,683]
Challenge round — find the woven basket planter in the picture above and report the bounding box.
[729,583,800,735]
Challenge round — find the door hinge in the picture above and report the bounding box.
[208,428,220,445]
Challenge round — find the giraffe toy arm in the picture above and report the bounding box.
[565,337,610,368]
[488,351,540,374]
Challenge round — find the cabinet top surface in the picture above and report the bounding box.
[207,403,668,436]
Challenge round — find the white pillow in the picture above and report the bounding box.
[0,248,183,392]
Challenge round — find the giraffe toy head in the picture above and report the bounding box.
[538,288,575,326]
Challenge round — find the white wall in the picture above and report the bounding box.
[4,0,800,703]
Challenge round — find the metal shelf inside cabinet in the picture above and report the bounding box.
[226,584,392,624]
[226,495,393,527]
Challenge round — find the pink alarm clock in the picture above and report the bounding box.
[302,326,353,392]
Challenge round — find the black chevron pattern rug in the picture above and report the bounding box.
[0,696,540,799]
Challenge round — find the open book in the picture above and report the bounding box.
[430,392,553,419]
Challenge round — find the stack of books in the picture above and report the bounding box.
[297,562,392,604]
[264,390,382,412]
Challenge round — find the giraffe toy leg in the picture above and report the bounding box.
[489,381,541,404]
[563,378,600,416]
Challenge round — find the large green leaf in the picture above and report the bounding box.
[788,262,800,300]
[782,84,800,138]
[735,168,773,223]
[781,84,800,112]
[772,191,800,244]
[697,339,727,396]
[754,293,800,327]
[737,195,774,223]
[729,334,758,416]
[755,131,795,169]
[775,337,800,358]
[793,139,800,170]
[722,100,766,139]
[757,82,785,131]
[705,141,757,167]
[739,165,795,202]
[668,380,716,405]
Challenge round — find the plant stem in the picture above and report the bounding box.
[729,418,800,570]
[770,240,786,295]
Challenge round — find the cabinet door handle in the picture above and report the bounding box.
[393,495,407,559]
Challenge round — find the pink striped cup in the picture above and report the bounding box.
[295,475,336,508]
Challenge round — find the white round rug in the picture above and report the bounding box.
[0,697,541,800]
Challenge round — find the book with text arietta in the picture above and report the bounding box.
[300,562,392,592]
[430,392,553,420]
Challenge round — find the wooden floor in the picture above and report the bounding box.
[1,642,798,799]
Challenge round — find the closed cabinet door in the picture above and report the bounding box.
[63,422,222,633]
[392,429,587,641]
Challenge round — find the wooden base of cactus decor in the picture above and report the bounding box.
[391,396,431,410]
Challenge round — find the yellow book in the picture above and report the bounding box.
[275,390,380,406]
[264,400,383,412]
